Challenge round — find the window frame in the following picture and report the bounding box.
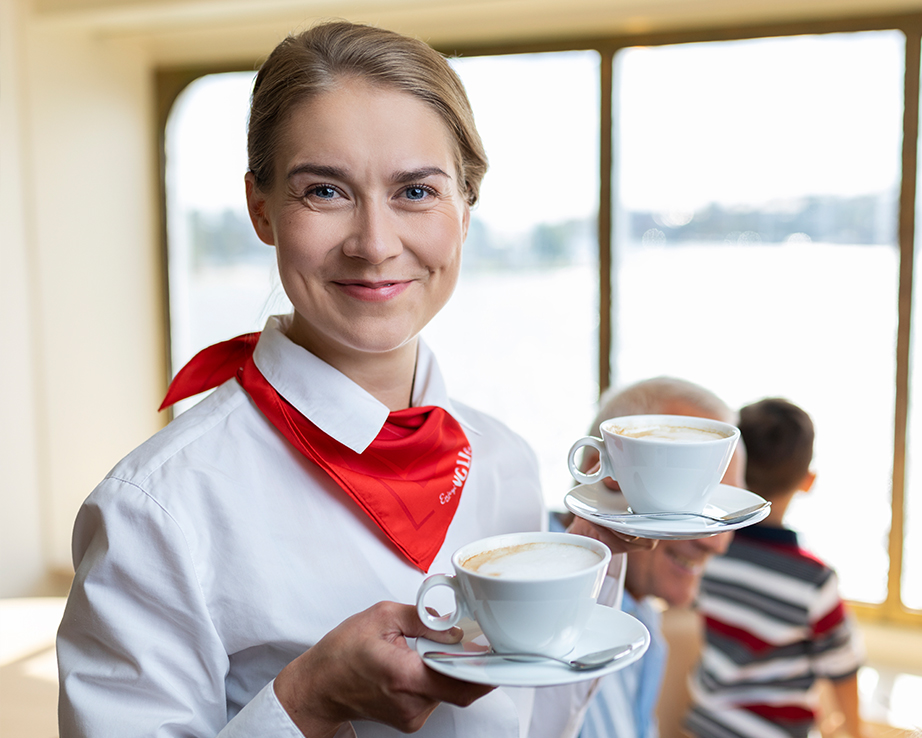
[155,12,922,624]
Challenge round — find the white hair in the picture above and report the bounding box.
[590,376,734,434]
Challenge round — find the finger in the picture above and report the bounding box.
[567,515,658,554]
[384,602,464,645]
[422,668,496,706]
[596,526,658,552]
[420,626,465,645]
[420,607,465,644]
[610,531,657,550]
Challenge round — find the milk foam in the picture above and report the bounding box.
[461,542,602,579]
[610,423,727,442]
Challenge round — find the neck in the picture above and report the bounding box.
[349,350,417,411]
[286,321,419,412]
[760,489,796,526]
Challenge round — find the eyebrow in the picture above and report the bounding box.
[287,163,345,180]
[287,163,452,183]
[392,167,452,184]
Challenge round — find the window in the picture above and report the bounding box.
[165,71,290,413]
[611,32,904,606]
[160,19,921,620]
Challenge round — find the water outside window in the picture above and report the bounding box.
[612,32,904,605]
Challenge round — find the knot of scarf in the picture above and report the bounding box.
[161,334,471,571]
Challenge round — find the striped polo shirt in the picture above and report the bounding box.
[685,524,863,738]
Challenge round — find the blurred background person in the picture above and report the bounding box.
[685,398,867,738]
[554,376,744,738]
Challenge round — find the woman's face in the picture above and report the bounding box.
[246,78,470,367]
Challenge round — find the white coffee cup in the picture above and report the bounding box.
[567,414,740,514]
[416,531,611,657]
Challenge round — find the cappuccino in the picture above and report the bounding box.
[461,541,602,579]
[607,422,728,442]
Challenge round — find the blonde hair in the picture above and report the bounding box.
[247,20,488,205]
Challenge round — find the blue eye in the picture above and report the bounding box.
[310,185,337,199]
[405,186,430,200]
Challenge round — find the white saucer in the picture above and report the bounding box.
[416,605,649,687]
[565,482,770,540]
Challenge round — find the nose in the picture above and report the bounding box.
[342,201,403,264]
[699,530,733,555]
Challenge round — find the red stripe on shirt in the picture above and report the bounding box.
[705,615,773,653]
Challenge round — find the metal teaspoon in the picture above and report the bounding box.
[423,640,643,671]
[592,501,770,524]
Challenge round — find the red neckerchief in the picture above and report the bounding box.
[160,333,471,571]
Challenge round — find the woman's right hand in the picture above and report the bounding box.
[273,601,495,737]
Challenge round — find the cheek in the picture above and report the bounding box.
[275,217,338,269]
[669,582,701,608]
[427,252,461,315]
[625,550,654,597]
[415,237,464,297]
[660,550,705,604]
[275,244,318,286]
[414,208,467,263]
[710,532,734,555]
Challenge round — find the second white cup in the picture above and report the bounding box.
[567,413,740,514]
[416,531,611,657]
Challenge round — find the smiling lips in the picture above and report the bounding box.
[666,547,707,575]
[334,279,414,302]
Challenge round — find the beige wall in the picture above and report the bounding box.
[2,0,45,597]
[2,0,165,596]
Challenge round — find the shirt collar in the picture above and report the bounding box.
[252,315,479,453]
[737,522,799,546]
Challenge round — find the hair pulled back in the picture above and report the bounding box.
[247,20,488,206]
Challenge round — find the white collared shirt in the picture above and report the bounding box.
[57,315,605,737]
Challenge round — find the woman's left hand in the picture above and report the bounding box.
[566,513,657,556]
[565,461,657,556]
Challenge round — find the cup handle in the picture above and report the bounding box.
[568,436,613,485]
[416,574,466,631]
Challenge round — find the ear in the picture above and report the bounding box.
[461,203,471,241]
[245,172,276,246]
[798,470,817,494]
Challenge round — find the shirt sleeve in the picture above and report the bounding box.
[57,478,303,738]
[807,570,864,680]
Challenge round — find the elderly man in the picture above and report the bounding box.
[559,377,745,738]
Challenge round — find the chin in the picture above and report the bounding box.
[657,559,704,607]
[329,318,422,354]
[666,587,700,609]
[349,333,420,356]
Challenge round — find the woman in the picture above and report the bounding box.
[57,21,649,737]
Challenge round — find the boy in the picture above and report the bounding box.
[685,398,866,738]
